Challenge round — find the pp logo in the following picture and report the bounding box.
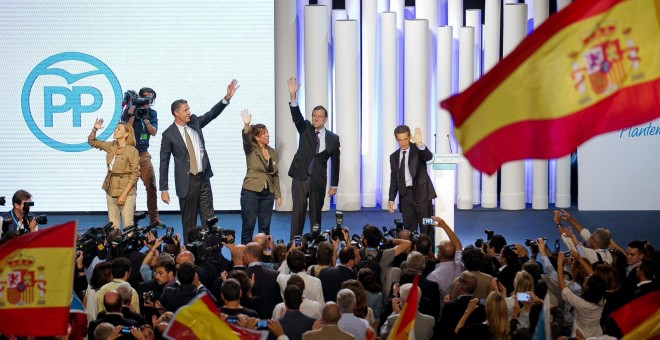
[22,52,122,152]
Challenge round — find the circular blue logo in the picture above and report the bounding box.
[22,52,122,152]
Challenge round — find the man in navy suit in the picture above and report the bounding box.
[159,80,239,242]
[388,125,437,242]
[287,77,340,239]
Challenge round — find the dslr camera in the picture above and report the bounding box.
[123,90,153,120]
[474,229,495,248]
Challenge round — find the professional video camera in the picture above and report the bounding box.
[474,229,495,248]
[111,211,165,258]
[185,217,235,265]
[123,90,153,120]
[302,224,328,259]
[77,222,114,267]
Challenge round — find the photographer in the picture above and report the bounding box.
[360,225,412,294]
[1,189,43,236]
[122,87,160,224]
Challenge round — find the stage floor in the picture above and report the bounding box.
[44,205,660,252]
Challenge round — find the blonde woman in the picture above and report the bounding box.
[89,118,140,229]
[506,271,541,329]
[456,291,512,340]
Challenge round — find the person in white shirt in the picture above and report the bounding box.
[277,249,325,306]
[272,274,322,319]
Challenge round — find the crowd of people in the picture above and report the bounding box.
[2,209,656,340]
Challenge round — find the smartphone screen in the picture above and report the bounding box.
[516,292,531,302]
[294,236,301,247]
[257,319,268,329]
[120,326,132,334]
[422,217,437,225]
[226,317,238,324]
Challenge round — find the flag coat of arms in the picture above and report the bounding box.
[440,0,660,175]
[0,221,77,337]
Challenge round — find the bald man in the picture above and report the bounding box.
[88,290,139,339]
[302,303,355,340]
[427,216,464,297]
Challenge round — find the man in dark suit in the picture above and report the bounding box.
[388,125,436,242]
[159,79,239,242]
[243,242,283,318]
[88,290,140,339]
[273,285,316,340]
[319,245,358,302]
[287,77,340,239]
[435,272,486,339]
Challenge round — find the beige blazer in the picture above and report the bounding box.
[242,129,281,198]
[89,136,139,197]
[302,325,355,340]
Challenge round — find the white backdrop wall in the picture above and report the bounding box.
[0,0,274,212]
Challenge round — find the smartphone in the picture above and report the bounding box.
[226,316,238,324]
[422,217,437,225]
[294,235,301,247]
[563,251,572,257]
[120,326,132,335]
[516,292,531,302]
[24,201,35,207]
[257,319,269,330]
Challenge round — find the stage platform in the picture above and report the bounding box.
[43,205,660,252]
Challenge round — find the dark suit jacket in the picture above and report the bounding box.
[273,310,316,340]
[96,306,146,326]
[288,104,340,190]
[388,143,436,203]
[161,284,201,312]
[88,313,139,339]
[159,100,229,198]
[435,295,486,340]
[318,265,356,302]
[244,264,283,318]
[418,277,441,321]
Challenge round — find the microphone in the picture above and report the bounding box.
[447,134,453,153]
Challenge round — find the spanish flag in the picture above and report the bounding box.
[164,292,264,340]
[387,274,420,340]
[611,290,660,339]
[0,221,76,337]
[440,0,660,175]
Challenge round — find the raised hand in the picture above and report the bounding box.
[225,79,240,100]
[94,118,104,130]
[288,77,300,95]
[411,127,423,145]
[241,109,251,126]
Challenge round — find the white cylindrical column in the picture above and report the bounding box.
[275,0,298,212]
[335,20,360,211]
[532,0,550,209]
[391,0,405,125]
[500,3,527,210]
[304,5,331,211]
[381,12,399,209]
[457,27,475,210]
[416,0,439,150]
[391,0,405,31]
[448,0,463,94]
[296,1,309,125]
[436,26,453,155]
[466,9,483,206]
[404,19,429,132]
[552,0,572,208]
[362,0,378,207]
[481,0,501,208]
[331,9,348,132]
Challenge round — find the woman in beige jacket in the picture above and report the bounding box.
[89,118,140,229]
[240,109,281,244]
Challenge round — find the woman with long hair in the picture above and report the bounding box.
[506,271,541,329]
[239,109,281,244]
[89,118,140,229]
[342,279,377,329]
[456,291,511,340]
[83,261,113,323]
[358,268,383,326]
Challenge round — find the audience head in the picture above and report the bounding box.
[253,233,268,251]
[94,322,114,340]
[230,244,246,266]
[321,303,342,325]
[140,325,155,340]
[336,288,356,313]
[339,245,357,266]
[462,246,486,272]
[637,258,657,281]
[437,240,456,261]
[177,262,196,285]
[500,245,519,267]
[513,270,534,294]
[286,273,306,291]
[90,262,113,290]
[627,241,646,266]
[399,283,422,306]
[227,270,252,297]
[316,241,334,266]
[362,225,383,248]
[221,278,242,302]
[244,242,263,264]
[522,260,542,283]
[357,267,382,293]
[286,249,306,273]
[398,229,412,241]
[487,235,507,256]
[589,228,611,250]
[406,251,426,272]
[458,272,478,295]
[115,282,133,306]
[415,234,433,256]
[582,274,606,305]
[594,263,620,291]
[103,290,123,313]
[175,251,195,267]
[154,256,176,286]
[271,243,287,268]
[485,291,510,340]
[283,284,304,310]
[341,279,368,319]
[110,257,131,281]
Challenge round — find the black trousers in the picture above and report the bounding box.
[399,188,434,244]
[179,173,214,244]
[290,176,325,240]
[240,188,275,244]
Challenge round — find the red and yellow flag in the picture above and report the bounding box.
[440,0,660,175]
[0,221,76,336]
[387,274,420,340]
[164,292,263,340]
[611,290,660,339]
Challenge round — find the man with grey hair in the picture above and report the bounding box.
[114,282,147,325]
[555,209,612,264]
[337,289,373,340]
[380,283,435,340]
[403,252,440,321]
[302,303,354,340]
[93,322,115,340]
